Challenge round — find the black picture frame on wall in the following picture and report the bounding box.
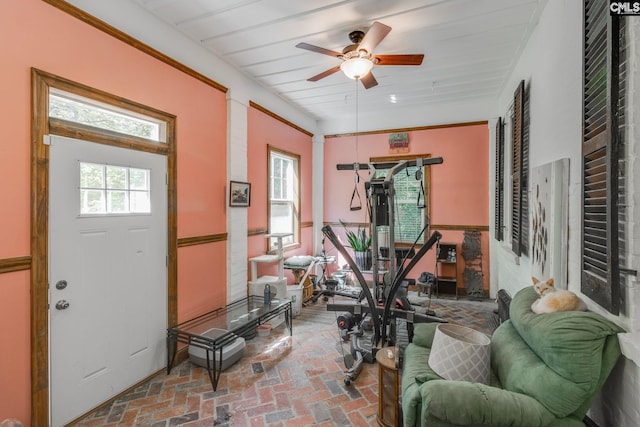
[229,180,251,207]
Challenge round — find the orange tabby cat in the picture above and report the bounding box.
[531,277,587,314]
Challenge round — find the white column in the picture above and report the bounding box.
[312,132,325,255]
[226,91,249,303]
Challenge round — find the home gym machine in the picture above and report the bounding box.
[322,156,447,385]
[310,236,363,303]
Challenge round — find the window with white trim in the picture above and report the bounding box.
[268,147,300,249]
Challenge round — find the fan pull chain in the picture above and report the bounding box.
[351,78,364,211]
[355,78,360,161]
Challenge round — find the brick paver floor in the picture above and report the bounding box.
[72,292,496,426]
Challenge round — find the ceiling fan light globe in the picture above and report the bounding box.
[340,58,373,80]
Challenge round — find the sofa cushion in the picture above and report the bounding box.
[403,323,505,426]
[492,320,587,418]
[407,323,502,389]
[402,341,441,396]
[492,286,624,417]
[402,342,439,427]
[510,287,623,383]
[412,322,439,348]
[419,379,555,427]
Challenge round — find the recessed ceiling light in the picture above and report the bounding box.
[389,94,397,104]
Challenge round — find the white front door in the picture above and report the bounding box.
[48,135,167,426]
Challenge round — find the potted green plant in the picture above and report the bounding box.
[340,220,372,271]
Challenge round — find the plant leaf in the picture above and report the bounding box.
[340,219,371,251]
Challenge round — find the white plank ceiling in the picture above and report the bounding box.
[67,0,548,132]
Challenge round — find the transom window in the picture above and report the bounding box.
[49,89,166,142]
[80,162,151,215]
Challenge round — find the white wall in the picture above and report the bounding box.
[492,0,582,297]
[490,1,640,426]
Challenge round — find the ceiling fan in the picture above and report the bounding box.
[296,21,424,89]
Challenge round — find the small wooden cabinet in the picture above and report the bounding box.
[436,242,458,298]
[376,346,400,427]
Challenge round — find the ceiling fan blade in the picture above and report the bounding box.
[374,54,424,66]
[360,72,378,89]
[308,65,342,82]
[296,42,342,58]
[358,21,391,55]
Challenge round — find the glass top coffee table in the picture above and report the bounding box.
[167,296,292,390]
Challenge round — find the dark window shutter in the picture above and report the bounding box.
[581,0,624,314]
[494,117,504,241]
[511,80,525,255]
[521,83,530,256]
[616,16,628,292]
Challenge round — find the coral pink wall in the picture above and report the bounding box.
[177,244,228,322]
[0,272,30,422]
[0,0,227,422]
[246,107,314,281]
[324,124,490,291]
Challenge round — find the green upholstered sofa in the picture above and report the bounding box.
[401,286,624,427]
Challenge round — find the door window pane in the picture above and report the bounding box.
[129,168,149,191]
[130,191,151,213]
[106,166,127,190]
[81,189,106,214]
[107,190,127,213]
[79,162,151,215]
[80,163,104,188]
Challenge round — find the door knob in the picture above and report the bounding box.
[55,300,70,310]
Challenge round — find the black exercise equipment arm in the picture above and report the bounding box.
[381,230,442,344]
[336,157,444,171]
[321,225,381,345]
[326,302,446,324]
